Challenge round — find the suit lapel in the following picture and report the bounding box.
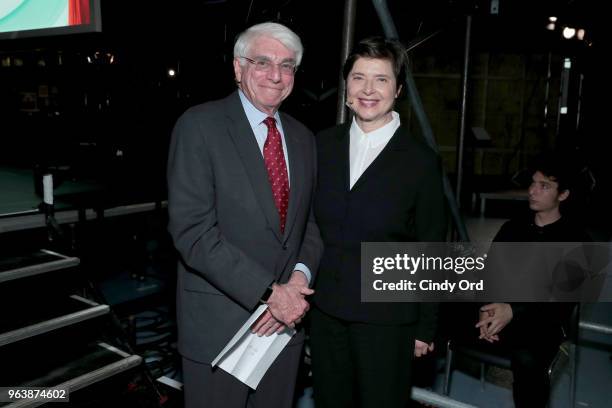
[342,126,351,192]
[224,92,283,243]
[332,124,351,192]
[280,113,304,242]
[351,125,410,191]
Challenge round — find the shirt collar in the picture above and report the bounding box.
[350,111,400,147]
[238,90,281,128]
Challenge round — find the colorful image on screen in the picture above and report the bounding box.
[0,0,91,34]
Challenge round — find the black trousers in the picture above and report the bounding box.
[510,340,560,408]
[309,307,417,408]
[181,340,303,408]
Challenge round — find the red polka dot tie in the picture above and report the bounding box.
[263,117,290,234]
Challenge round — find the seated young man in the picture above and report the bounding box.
[475,153,589,408]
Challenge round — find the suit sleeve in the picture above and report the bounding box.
[415,154,447,342]
[416,303,439,343]
[296,131,324,285]
[167,110,274,311]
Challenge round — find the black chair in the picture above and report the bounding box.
[442,338,511,395]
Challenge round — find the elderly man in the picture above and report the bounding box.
[167,22,323,408]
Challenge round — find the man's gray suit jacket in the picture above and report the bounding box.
[167,91,323,363]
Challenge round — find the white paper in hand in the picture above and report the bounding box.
[211,304,296,389]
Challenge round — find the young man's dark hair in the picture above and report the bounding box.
[529,151,573,195]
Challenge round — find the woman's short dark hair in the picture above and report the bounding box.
[342,36,408,87]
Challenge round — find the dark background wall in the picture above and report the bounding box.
[0,0,607,228]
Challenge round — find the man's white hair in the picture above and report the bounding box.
[233,22,303,67]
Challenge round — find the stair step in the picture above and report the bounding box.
[0,295,109,347]
[1,342,142,407]
[0,250,79,284]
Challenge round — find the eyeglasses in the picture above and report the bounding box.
[241,56,297,75]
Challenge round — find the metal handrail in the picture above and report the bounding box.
[412,386,479,408]
[579,320,612,335]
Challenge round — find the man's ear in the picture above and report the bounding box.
[233,58,243,83]
[558,189,570,202]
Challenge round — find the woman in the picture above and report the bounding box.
[310,37,447,407]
